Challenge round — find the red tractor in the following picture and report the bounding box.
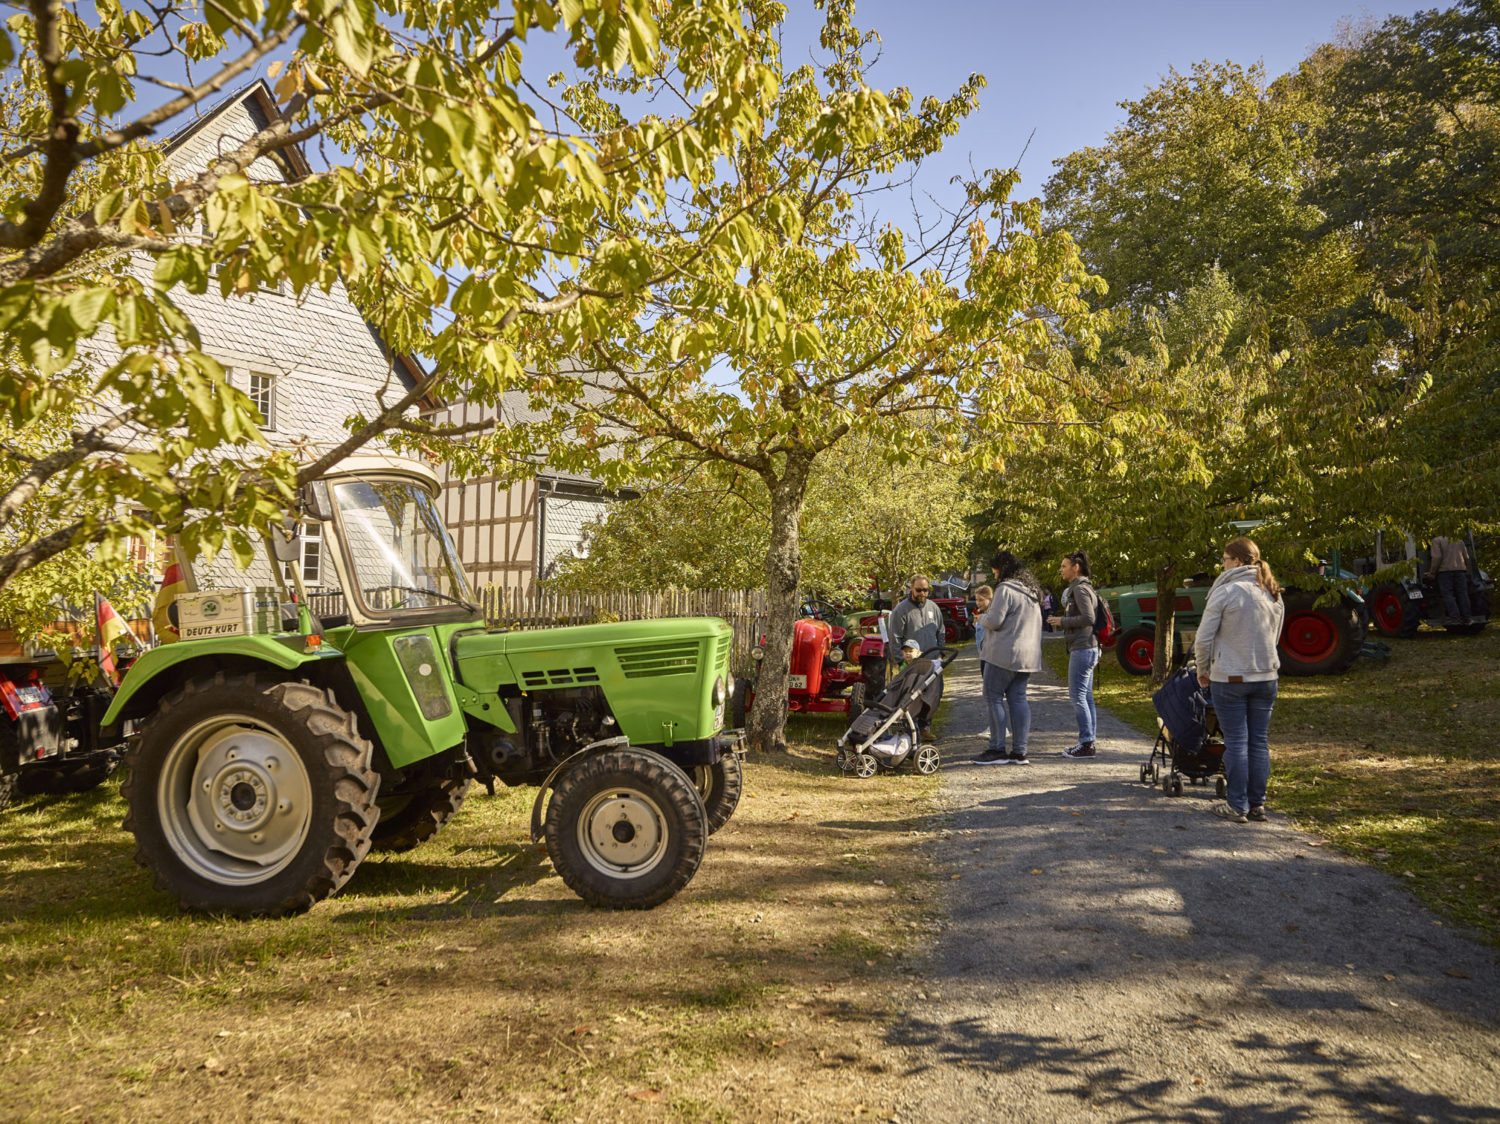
[732,615,874,727]
[931,596,974,645]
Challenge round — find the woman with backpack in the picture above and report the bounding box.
[1195,536,1286,824]
[974,552,1043,765]
[1048,550,1102,759]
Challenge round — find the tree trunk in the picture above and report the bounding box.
[748,452,814,753]
[1150,563,1178,687]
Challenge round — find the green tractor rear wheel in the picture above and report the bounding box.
[122,672,381,917]
[544,749,707,909]
[1279,592,1363,676]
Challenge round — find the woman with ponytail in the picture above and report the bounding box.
[1195,537,1285,824]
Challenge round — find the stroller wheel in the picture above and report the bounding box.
[836,747,851,772]
[1215,776,1227,799]
[914,745,940,775]
[852,753,878,779]
[1139,763,1151,785]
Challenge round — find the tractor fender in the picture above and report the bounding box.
[527,735,640,843]
[101,636,340,727]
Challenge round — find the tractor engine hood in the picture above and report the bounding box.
[452,616,732,698]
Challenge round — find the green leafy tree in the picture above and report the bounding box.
[550,437,975,598]
[1308,0,1500,536]
[480,1,1103,749]
[0,0,784,614]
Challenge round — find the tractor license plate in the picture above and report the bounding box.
[789,675,807,689]
[1409,590,1423,599]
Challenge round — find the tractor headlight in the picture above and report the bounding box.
[712,675,726,707]
[751,646,764,662]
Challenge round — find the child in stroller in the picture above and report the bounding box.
[1141,665,1227,798]
[836,644,953,778]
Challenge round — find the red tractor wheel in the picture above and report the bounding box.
[1279,593,1362,676]
[1369,582,1420,638]
[944,621,960,644]
[1115,626,1154,676]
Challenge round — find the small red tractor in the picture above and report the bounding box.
[732,608,883,727]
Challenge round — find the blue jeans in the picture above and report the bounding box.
[1067,646,1100,743]
[1437,570,1473,623]
[983,663,1030,757]
[1213,679,1278,813]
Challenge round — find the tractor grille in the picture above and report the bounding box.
[520,666,601,689]
[713,633,731,676]
[615,641,700,679]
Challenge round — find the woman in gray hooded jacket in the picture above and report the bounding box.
[1195,536,1286,824]
[974,551,1043,764]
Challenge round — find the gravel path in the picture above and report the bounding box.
[892,643,1500,1122]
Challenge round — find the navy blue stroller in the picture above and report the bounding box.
[1141,667,1226,798]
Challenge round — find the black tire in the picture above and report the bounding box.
[544,749,707,909]
[122,672,381,917]
[861,656,887,696]
[692,751,743,834]
[372,775,471,852]
[17,757,119,796]
[1215,776,1227,799]
[1139,762,1150,785]
[847,681,866,725]
[1116,626,1155,676]
[730,677,751,729]
[1161,771,1173,796]
[1368,583,1420,638]
[1279,592,1363,676]
[1171,776,1185,797]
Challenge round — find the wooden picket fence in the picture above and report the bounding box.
[475,586,770,675]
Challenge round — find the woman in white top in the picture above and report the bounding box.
[1194,536,1286,824]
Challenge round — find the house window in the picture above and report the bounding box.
[248,372,275,428]
[284,522,321,585]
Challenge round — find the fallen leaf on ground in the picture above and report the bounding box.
[1443,968,1472,979]
[628,1089,665,1103]
[1029,869,1043,875]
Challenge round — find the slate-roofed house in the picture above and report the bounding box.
[91,81,423,591]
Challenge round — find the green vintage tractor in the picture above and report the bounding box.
[99,457,742,916]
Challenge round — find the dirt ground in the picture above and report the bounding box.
[0,731,945,1122]
[894,648,1500,1122]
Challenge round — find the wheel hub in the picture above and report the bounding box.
[578,791,665,876]
[162,718,313,882]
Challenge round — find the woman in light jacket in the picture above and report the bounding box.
[1195,537,1286,823]
[974,552,1044,765]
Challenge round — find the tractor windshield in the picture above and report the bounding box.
[331,477,476,616]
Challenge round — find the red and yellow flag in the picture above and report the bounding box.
[152,558,187,643]
[95,593,130,686]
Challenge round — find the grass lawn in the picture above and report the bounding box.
[0,717,941,1121]
[1047,626,1500,947]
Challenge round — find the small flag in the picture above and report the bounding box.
[152,557,187,643]
[95,593,130,687]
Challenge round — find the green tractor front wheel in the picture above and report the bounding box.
[122,673,381,917]
[544,749,707,909]
[692,751,744,834]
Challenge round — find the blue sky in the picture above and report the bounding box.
[774,0,1426,202]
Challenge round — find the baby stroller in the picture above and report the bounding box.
[835,647,953,778]
[1141,665,1227,798]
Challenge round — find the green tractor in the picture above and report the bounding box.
[1103,578,1367,677]
[97,457,742,916]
